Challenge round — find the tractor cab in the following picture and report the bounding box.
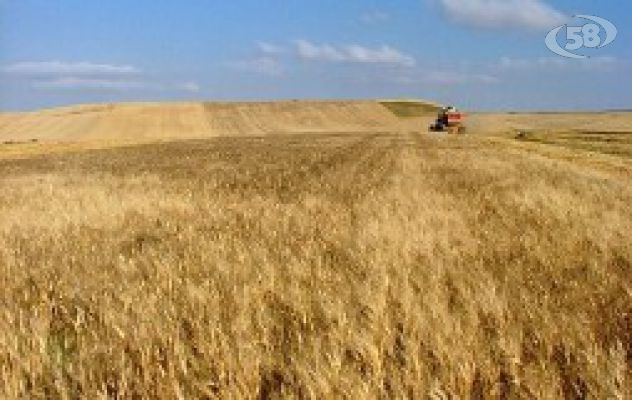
[429,105,466,134]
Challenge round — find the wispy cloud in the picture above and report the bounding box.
[393,70,499,85]
[227,42,288,76]
[498,56,623,71]
[295,41,347,63]
[499,56,565,69]
[229,57,284,77]
[436,0,566,31]
[294,40,415,67]
[230,40,415,77]
[1,61,143,92]
[32,78,203,93]
[257,42,287,56]
[1,60,201,93]
[177,81,201,93]
[32,77,143,90]
[360,11,390,24]
[2,61,140,77]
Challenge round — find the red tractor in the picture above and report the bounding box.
[429,106,466,134]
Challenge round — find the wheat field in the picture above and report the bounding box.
[0,101,409,143]
[1,107,632,398]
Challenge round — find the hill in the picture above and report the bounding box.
[0,100,438,143]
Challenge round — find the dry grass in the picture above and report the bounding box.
[1,130,631,399]
[0,101,416,143]
[513,129,632,159]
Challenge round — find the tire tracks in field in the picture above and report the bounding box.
[276,133,400,206]
[278,133,402,283]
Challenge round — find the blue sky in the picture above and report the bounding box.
[0,0,630,111]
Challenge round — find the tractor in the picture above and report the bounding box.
[429,106,466,134]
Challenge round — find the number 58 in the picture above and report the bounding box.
[566,24,602,50]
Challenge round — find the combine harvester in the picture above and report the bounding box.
[429,106,466,134]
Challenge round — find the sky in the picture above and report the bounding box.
[0,0,630,111]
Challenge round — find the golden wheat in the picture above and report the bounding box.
[0,130,631,399]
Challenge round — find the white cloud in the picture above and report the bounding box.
[1,60,204,93]
[498,56,623,71]
[360,11,390,24]
[394,70,499,85]
[427,71,499,85]
[436,0,566,31]
[346,45,415,66]
[32,77,143,90]
[228,42,288,77]
[1,61,144,92]
[294,40,415,67]
[295,40,346,62]
[499,56,566,69]
[230,57,284,77]
[2,61,140,76]
[178,82,201,93]
[231,40,416,76]
[257,42,286,55]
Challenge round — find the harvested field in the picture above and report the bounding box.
[1,107,632,398]
[0,100,432,144]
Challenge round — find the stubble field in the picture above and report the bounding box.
[1,104,632,399]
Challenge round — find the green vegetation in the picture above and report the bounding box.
[379,99,441,118]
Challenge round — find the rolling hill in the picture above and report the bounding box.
[0,100,438,143]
